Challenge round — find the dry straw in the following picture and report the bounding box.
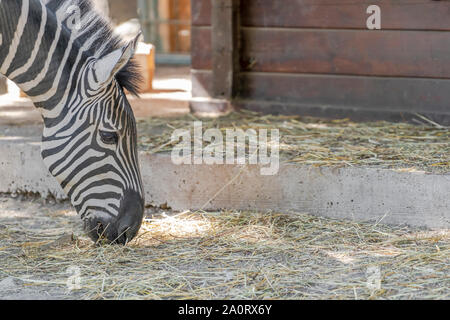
[137,111,449,173]
[0,198,448,300]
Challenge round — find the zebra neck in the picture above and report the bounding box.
[0,0,87,120]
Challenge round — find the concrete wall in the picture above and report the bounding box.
[0,128,448,229]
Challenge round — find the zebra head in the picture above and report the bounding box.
[37,15,145,244]
[41,33,145,244]
[1,0,145,244]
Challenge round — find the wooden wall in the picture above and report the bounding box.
[191,0,450,124]
[158,0,191,53]
[169,0,191,52]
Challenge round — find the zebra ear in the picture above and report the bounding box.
[91,32,141,88]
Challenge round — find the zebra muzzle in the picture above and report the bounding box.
[83,191,144,245]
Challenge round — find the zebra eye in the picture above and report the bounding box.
[99,130,119,145]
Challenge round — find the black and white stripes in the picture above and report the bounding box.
[0,0,145,244]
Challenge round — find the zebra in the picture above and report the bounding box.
[0,0,145,244]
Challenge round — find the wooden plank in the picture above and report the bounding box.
[158,0,171,52]
[176,0,192,52]
[211,0,240,99]
[239,73,450,113]
[191,69,231,114]
[189,99,231,115]
[166,0,191,53]
[241,0,450,31]
[192,69,213,97]
[192,0,450,30]
[134,43,155,92]
[193,70,450,114]
[192,0,212,26]
[241,28,450,79]
[191,27,212,70]
[191,27,450,78]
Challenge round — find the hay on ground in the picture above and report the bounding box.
[0,196,448,300]
[137,111,449,174]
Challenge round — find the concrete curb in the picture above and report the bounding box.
[0,133,448,229]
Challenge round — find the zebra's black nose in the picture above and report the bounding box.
[83,213,143,245]
[115,190,145,244]
[82,191,144,244]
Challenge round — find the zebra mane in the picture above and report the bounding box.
[45,0,142,96]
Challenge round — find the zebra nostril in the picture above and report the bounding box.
[83,216,114,243]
